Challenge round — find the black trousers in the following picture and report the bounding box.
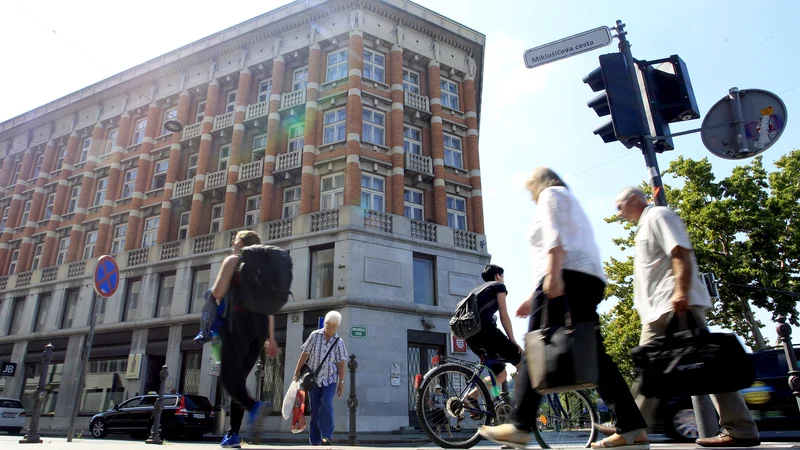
[512,270,647,434]
[220,308,268,434]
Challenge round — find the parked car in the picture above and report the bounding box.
[653,345,800,441]
[89,394,213,440]
[0,398,26,435]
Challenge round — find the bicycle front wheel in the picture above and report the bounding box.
[533,389,598,449]
[415,364,493,449]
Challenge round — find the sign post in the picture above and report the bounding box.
[66,255,119,442]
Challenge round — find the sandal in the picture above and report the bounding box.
[591,429,649,450]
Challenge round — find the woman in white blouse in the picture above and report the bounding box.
[479,167,650,450]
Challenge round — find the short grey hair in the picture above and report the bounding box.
[525,167,567,201]
[615,186,647,204]
[324,310,342,325]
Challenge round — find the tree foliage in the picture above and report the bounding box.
[600,150,800,385]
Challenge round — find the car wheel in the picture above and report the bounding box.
[11,428,23,436]
[90,419,108,438]
[667,408,699,442]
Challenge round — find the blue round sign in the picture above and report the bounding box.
[94,255,120,298]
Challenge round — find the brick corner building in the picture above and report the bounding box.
[0,0,488,433]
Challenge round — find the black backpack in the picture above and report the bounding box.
[234,244,293,315]
[449,281,498,340]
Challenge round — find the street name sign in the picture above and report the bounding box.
[524,26,613,69]
[350,325,367,339]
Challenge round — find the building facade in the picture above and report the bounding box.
[0,0,488,433]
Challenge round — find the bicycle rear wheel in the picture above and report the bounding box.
[533,389,598,449]
[415,364,493,449]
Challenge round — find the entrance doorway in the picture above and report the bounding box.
[407,330,445,426]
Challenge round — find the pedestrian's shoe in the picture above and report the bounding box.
[696,433,761,447]
[322,437,332,447]
[220,432,241,449]
[478,424,531,449]
[591,428,649,449]
[248,401,267,439]
[593,424,618,436]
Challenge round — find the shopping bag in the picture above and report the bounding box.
[282,380,300,420]
[291,389,307,433]
[194,290,227,345]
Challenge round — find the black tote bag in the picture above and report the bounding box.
[630,311,755,399]
[526,295,600,394]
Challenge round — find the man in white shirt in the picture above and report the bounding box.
[615,187,760,448]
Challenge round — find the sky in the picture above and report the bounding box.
[1,0,798,349]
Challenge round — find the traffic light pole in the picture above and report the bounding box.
[613,21,667,207]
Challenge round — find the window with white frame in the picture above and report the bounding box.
[282,187,301,219]
[257,79,272,103]
[56,237,70,265]
[43,194,55,220]
[403,68,421,94]
[0,209,7,231]
[20,201,32,227]
[195,101,206,124]
[122,169,137,199]
[403,126,422,154]
[131,118,147,145]
[363,49,385,83]
[55,147,67,171]
[142,216,159,247]
[323,108,346,145]
[252,134,267,158]
[104,129,118,155]
[79,138,91,163]
[210,205,223,234]
[178,212,190,240]
[245,196,260,226]
[8,250,19,275]
[446,195,467,230]
[151,160,168,190]
[67,186,81,214]
[362,109,385,146]
[10,162,21,185]
[33,153,44,179]
[218,145,231,171]
[161,107,178,135]
[94,177,108,207]
[83,231,97,260]
[111,224,126,254]
[440,79,460,110]
[320,174,344,211]
[186,154,198,179]
[326,49,348,82]
[293,67,308,92]
[443,134,463,169]
[288,124,304,152]
[360,173,385,212]
[225,90,237,113]
[31,244,43,270]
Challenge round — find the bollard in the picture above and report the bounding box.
[146,366,169,445]
[20,344,54,444]
[346,354,358,445]
[692,395,720,438]
[775,315,800,412]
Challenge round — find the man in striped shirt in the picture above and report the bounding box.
[293,311,348,446]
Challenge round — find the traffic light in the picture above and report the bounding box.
[583,53,645,148]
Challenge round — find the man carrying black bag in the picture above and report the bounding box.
[615,187,760,448]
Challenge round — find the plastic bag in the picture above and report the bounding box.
[291,389,306,433]
[282,380,300,420]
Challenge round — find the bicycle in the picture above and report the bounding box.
[414,351,598,449]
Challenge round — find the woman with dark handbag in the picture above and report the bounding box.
[478,167,649,450]
[292,311,348,446]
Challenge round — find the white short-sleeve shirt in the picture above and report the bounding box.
[633,206,712,323]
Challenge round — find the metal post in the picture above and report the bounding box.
[347,354,358,445]
[146,365,169,445]
[67,291,98,442]
[254,357,264,402]
[20,344,54,444]
[775,315,800,412]
[728,88,753,158]
[613,20,667,207]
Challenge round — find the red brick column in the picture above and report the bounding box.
[428,61,447,226]
[0,149,35,274]
[260,55,286,223]
[389,43,405,216]
[94,113,132,256]
[157,91,191,244]
[299,43,323,215]
[344,31,364,207]
[461,75,483,234]
[188,81,219,237]
[222,69,252,230]
[124,104,160,249]
[40,133,80,267]
[17,140,58,271]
